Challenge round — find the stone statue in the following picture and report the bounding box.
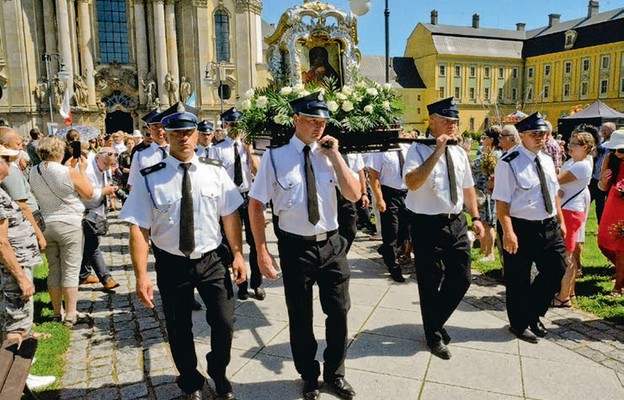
[96,98,106,118]
[179,76,192,104]
[96,76,108,92]
[73,75,89,107]
[141,78,156,108]
[34,78,48,105]
[164,72,178,103]
[52,77,67,110]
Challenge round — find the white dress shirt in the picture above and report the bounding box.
[249,135,340,236]
[127,142,169,187]
[492,144,559,220]
[345,153,365,179]
[210,136,254,193]
[365,144,409,190]
[403,142,474,215]
[119,155,243,258]
[82,157,107,216]
[195,144,212,158]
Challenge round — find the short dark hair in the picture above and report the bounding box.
[29,128,41,140]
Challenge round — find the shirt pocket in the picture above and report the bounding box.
[317,172,337,204]
[431,166,446,192]
[516,169,540,191]
[274,169,303,212]
[152,186,181,213]
[199,186,220,218]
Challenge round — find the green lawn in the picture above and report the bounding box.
[471,203,624,325]
[28,258,71,395]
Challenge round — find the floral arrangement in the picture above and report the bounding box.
[608,219,624,242]
[235,75,404,141]
[479,150,499,176]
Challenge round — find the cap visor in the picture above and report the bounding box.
[432,113,459,121]
[298,111,330,119]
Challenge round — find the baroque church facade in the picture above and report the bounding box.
[0,0,266,136]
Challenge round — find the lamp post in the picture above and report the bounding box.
[204,61,228,116]
[41,53,70,125]
[349,0,390,84]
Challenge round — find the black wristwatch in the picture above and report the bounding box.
[471,216,481,222]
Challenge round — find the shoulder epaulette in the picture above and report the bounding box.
[140,162,166,176]
[213,139,225,145]
[136,143,149,152]
[268,142,287,149]
[502,150,519,163]
[199,157,224,167]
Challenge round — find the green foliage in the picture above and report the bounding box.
[236,73,405,140]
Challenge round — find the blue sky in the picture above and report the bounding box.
[262,0,623,56]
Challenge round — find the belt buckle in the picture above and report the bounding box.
[315,232,327,242]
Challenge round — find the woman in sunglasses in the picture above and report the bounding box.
[597,130,624,297]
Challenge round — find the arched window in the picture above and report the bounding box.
[214,9,230,62]
[97,0,129,64]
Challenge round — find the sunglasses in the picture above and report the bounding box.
[98,152,118,157]
[612,148,624,154]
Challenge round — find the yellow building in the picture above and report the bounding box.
[396,1,624,134]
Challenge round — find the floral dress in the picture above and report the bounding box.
[598,161,624,252]
[472,149,502,226]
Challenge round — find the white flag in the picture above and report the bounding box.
[59,88,71,119]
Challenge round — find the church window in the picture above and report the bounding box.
[215,10,231,62]
[97,0,129,64]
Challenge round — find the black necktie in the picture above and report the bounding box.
[534,156,554,214]
[233,142,243,187]
[159,146,167,160]
[303,145,320,225]
[445,147,458,204]
[397,149,405,177]
[179,163,195,257]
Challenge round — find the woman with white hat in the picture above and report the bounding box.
[597,130,624,297]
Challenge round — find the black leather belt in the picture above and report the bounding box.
[279,229,338,242]
[411,212,461,221]
[512,216,556,226]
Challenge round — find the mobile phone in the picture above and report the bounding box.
[71,141,81,159]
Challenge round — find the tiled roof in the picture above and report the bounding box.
[359,56,426,89]
[432,36,523,59]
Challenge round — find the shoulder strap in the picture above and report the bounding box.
[36,164,72,205]
[562,188,585,208]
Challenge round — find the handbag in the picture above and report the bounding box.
[475,188,487,208]
[82,209,108,236]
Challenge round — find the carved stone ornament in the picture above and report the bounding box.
[264,1,361,87]
[95,61,138,109]
[235,0,262,14]
[192,0,207,6]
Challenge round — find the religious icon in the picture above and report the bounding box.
[300,43,343,87]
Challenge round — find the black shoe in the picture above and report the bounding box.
[509,326,539,343]
[325,377,356,400]
[428,341,452,360]
[213,377,235,400]
[390,268,406,283]
[237,290,249,300]
[192,299,203,311]
[439,328,451,345]
[254,287,266,301]
[186,389,203,400]
[529,320,548,337]
[303,380,320,400]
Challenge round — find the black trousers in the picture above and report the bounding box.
[237,194,263,292]
[276,231,351,382]
[79,223,112,283]
[153,245,234,394]
[378,185,409,272]
[589,178,606,224]
[498,218,566,330]
[410,213,471,345]
[337,188,357,253]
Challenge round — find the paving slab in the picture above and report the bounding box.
[55,214,624,400]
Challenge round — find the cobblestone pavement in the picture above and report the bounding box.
[57,213,624,400]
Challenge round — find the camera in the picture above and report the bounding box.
[114,188,128,201]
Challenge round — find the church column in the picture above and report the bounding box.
[42,0,59,72]
[153,0,169,106]
[235,0,262,94]
[56,0,74,96]
[77,0,96,107]
[164,0,179,103]
[134,0,149,105]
